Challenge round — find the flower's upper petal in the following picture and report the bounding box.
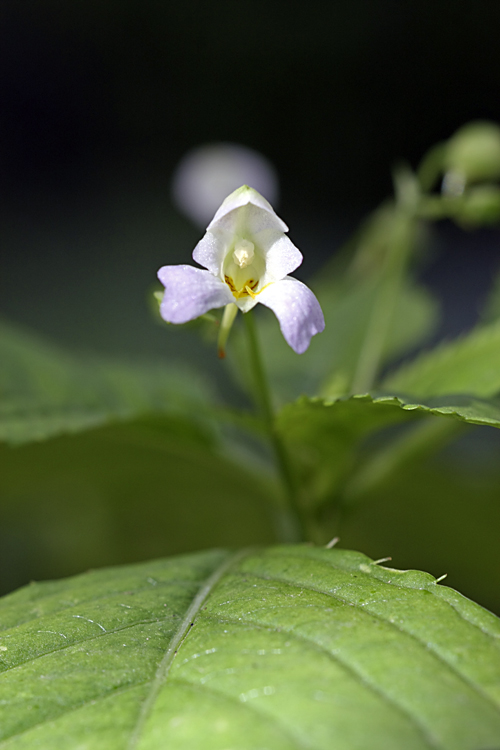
[257,277,325,354]
[256,230,303,283]
[158,265,233,323]
[207,185,288,233]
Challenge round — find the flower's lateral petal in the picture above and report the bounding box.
[257,277,325,354]
[192,230,227,275]
[208,185,288,233]
[158,265,233,323]
[257,231,303,282]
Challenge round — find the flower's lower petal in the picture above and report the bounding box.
[157,265,233,323]
[234,295,259,313]
[257,277,325,354]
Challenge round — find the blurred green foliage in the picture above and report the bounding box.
[2,121,500,620]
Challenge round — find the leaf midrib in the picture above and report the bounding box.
[126,548,254,750]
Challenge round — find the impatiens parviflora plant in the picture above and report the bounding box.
[158,185,325,540]
[3,122,500,748]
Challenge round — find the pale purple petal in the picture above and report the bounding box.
[208,185,288,232]
[157,265,233,323]
[257,277,325,354]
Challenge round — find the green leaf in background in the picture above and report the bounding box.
[0,320,280,595]
[0,417,277,595]
[276,393,500,518]
[0,320,213,445]
[276,395,421,512]
[382,320,500,398]
[1,546,499,749]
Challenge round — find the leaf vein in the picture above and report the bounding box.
[0,680,150,746]
[424,587,500,644]
[0,579,201,632]
[168,677,310,750]
[0,615,180,676]
[238,569,500,715]
[201,611,442,750]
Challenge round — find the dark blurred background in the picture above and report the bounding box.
[2,0,500,351]
[1,0,500,608]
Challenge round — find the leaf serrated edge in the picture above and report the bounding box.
[281,392,500,430]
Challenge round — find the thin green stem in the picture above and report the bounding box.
[218,303,238,358]
[243,311,304,543]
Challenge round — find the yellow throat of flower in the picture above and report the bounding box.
[224,239,261,299]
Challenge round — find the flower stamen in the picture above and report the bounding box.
[244,284,257,299]
[225,275,259,299]
[233,240,255,268]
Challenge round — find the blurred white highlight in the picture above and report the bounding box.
[171,142,279,227]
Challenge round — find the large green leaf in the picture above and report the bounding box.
[0,320,213,445]
[0,417,276,595]
[382,320,500,398]
[0,546,499,749]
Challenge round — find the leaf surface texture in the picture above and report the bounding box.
[1,547,500,749]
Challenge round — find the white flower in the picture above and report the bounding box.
[157,185,325,354]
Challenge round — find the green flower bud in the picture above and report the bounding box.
[444,121,500,185]
[454,185,500,227]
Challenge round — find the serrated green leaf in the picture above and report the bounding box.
[0,320,213,445]
[276,394,421,510]
[382,320,500,398]
[275,393,500,513]
[1,546,499,749]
